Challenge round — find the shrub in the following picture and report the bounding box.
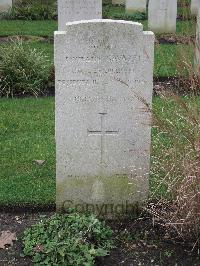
[22,211,113,265]
[0,39,50,97]
[106,12,147,21]
[10,0,57,20]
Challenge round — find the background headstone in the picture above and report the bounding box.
[112,0,125,5]
[58,0,102,30]
[191,0,200,16]
[148,0,177,33]
[0,0,12,12]
[55,19,154,217]
[126,0,147,14]
[195,9,200,73]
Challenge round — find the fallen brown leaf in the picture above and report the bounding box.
[0,231,17,249]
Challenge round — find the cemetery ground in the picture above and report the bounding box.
[0,97,199,207]
[0,212,200,266]
[0,1,200,265]
[0,96,200,265]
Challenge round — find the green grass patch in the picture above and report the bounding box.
[0,98,55,206]
[176,20,196,36]
[0,18,196,37]
[150,96,200,198]
[154,44,194,77]
[0,20,57,37]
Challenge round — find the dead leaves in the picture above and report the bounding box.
[0,231,17,249]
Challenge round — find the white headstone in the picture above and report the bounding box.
[148,0,177,33]
[55,19,154,217]
[195,10,200,73]
[0,0,12,12]
[58,0,102,30]
[126,0,147,14]
[191,0,200,16]
[112,0,125,5]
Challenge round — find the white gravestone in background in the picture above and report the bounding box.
[58,0,102,30]
[0,0,12,12]
[148,0,177,33]
[191,0,200,16]
[55,20,154,217]
[126,0,147,14]
[195,10,200,73]
[112,0,125,5]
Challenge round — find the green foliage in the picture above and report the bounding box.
[0,40,50,97]
[124,12,147,21]
[106,11,147,21]
[10,0,57,20]
[22,211,114,265]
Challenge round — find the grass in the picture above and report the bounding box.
[27,42,54,63]
[154,44,194,77]
[0,98,55,206]
[0,97,199,206]
[0,20,57,37]
[150,95,200,198]
[0,19,196,37]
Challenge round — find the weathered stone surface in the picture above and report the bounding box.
[195,10,200,73]
[112,0,125,5]
[148,0,177,33]
[0,0,12,12]
[58,0,102,30]
[191,0,200,16]
[55,19,154,217]
[126,0,147,14]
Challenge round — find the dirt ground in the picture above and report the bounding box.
[0,212,199,266]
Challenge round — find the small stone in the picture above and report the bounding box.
[34,160,45,166]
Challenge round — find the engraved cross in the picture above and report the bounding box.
[87,112,119,166]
